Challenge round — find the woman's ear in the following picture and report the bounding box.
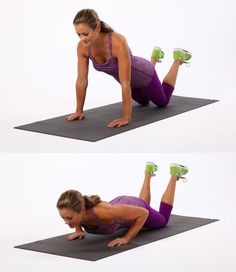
[81,206,85,213]
[96,21,101,32]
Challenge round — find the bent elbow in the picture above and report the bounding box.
[120,81,131,89]
[145,209,149,218]
[76,79,88,89]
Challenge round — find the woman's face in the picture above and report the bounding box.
[58,208,84,228]
[74,23,100,47]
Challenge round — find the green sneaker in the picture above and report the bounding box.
[152,47,164,63]
[170,163,188,180]
[173,48,192,65]
[145,162,158,176]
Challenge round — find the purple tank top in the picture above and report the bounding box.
[81,195,148,235]
[88,32,155,88]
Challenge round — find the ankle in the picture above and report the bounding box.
[151,57,158,67]
[145,172,153,178]
[170,175,178,182]
[174,59,181,65]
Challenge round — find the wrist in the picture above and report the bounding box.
[123,235,131,242]
[122,115,131,121]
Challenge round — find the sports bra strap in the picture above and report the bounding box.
[88,208,101,224]
[108,32,113,58]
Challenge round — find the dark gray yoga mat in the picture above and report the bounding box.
[14,96,218,142]
[15,214,218,261]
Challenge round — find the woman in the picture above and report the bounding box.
[66,9,192,128]
[57,162,188,247]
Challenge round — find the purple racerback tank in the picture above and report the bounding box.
[81,196,148,235]
[88,32,155,88]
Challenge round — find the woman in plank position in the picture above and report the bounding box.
[66,9,192,127]
[57,162,188,247]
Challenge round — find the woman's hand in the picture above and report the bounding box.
[66,112,84,121]
[66,231,85,241]
[108,237,129,247]
[107,117,130,128]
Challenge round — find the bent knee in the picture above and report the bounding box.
[152,99,170,107]
[158,103,168,108]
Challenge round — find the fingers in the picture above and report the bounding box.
[107,119,129,128]
[107,238,128,247]
[66,116,74,121]
[78,233,85,239]
[66,232,84,240]
[108,239,120,247]
[66,113,84,121]
[66,115,77,121]
[107,120,119,128]
[66,235,74,241]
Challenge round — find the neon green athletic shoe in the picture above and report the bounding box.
[173,48,192,65]
[152,47,164,63]
[145,162,158,176]
[170,163,188,180]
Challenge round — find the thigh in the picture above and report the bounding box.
[143,204,167,229]
[131,87,150,106]
[144,72,169,106]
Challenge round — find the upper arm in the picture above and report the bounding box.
[113,34,131,86]
[77,42,89,85]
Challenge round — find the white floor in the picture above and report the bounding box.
[0,153,236,272]
[1,0,236,271]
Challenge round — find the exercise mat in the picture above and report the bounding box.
[15,214,218,261]
[15,96,218,142]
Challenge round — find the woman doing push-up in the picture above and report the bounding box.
[57,162,188,247]
[66,9,192,127]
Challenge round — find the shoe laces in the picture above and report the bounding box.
[180,176,188,182]
[183,61,191,68]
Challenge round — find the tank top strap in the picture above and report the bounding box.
[88,45,92,59]
[108,32,113,58]
[88,208,101,224]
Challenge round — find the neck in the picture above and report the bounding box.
[81,209,91,224]
[91,32,106,49]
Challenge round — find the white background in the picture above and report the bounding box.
[0,0,236,152]
[0,153,236,271]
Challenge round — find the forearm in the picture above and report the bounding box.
[75,225,83,232]
[121,83,132,120]
[123,210,148,241]
[75,80,87,113]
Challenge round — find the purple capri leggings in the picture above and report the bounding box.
[131,71,174,107]
[143,201,173,229]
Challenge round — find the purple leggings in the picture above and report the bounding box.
[143,201,173,229]
[131,71,174,107]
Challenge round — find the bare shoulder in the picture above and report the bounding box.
[77,41,89,58]
[112,32,129,60]
[93,202,113,212]
[112,32,129,52]
[93,202,115,219]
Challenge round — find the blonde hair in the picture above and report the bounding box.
[73,9,114,33]
[57,190,101,212]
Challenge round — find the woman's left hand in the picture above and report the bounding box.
[107,117,130,128]
[108,237,129,247]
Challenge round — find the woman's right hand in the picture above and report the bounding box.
[66,112,84,121]
[66,231,85,241]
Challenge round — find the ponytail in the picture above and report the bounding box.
[83,195,101,208]
[100,20,114,33]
